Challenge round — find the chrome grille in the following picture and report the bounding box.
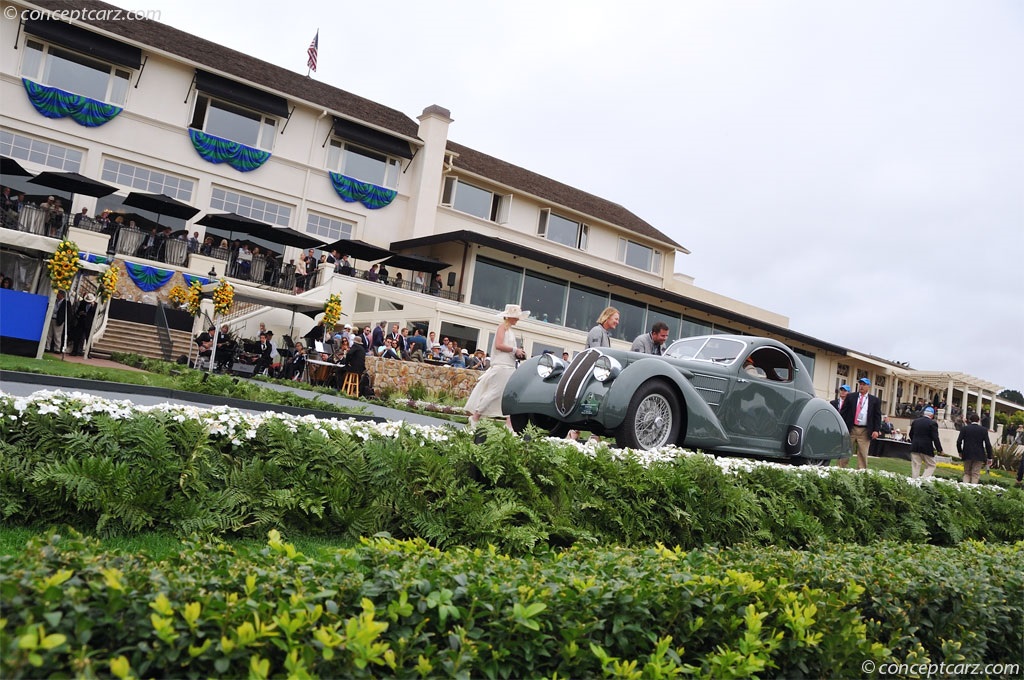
[689,372,727,409]
[555,349,601,416]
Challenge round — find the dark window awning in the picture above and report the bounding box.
[195,70,289,118]
[24,19,142,69]
[333,117,413,159]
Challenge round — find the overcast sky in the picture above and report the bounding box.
[109,0,1024,393]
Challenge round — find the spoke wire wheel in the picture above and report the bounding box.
[634,393,674,449]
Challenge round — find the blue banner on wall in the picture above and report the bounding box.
[0,289,49,341]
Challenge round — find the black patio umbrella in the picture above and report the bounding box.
[196,211,269,238]
[28,171,118,199]
[122,192,200,223]
[1,156,33,178]
[382,253,451,273]
[321,238,393,262]
[249,224,326,251]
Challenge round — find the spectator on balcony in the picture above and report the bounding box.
[294,256,307,293]
[393,271,403,288]
[236,245,253,279]
[200,236,214,256]
[429,273,443,296]
[96,210,112,234]
[188,231,200,253]
[363,263,379,282]
[43,196,64,237]
[136,228,159,260]
[72,207,89,228]
[413,271,425,292]
[378,262,389,285]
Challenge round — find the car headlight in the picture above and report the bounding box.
[592,355,621,382]
[536,352,565,379]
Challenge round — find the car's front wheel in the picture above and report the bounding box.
[509,413,571,439]
[615,380,681,450]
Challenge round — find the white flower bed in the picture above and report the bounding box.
[1,389,988,492]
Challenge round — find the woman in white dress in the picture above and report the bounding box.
[465,303,529,428]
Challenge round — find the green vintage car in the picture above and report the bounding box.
[502,334,851,462]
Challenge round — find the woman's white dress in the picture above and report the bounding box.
[464,326,517,418]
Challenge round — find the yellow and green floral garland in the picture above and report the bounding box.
[322,293,342,329]
[212,278,234,316]
[97,265,119,303]
[168,279,203,316]
[47,240,80,292]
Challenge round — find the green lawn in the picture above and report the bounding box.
[0,353,174,388]
[866,455,1015,487]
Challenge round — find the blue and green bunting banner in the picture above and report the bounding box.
[183,273,213,288]
[124,262,175,292]
[188,128,271,172]
[329,172,397,209]
[78,252,110,265]
[22,79,122,127]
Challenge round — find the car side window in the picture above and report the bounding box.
[748,348,794,383]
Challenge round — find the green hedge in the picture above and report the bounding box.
[1,532,1021,678]
[2,393,1023,551]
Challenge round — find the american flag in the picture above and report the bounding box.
[307,31,319,72]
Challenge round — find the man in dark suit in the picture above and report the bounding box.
[371,321,386,354]
[956,413,993,484]
[830,384,850,412]
[71,293,97,356]
[840,377,882,469]
[909,406,943,478]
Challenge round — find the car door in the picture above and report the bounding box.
[717,347,796,454]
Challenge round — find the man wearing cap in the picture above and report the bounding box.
[909,406,943,478]
[830,385,851,412]
[840,378,882,469]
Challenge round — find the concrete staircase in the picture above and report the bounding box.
[89,318,194,362]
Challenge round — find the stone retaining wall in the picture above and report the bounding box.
[365,356,480,400]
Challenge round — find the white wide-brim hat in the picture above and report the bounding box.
[497,303,530,320]
[83,293,96,303]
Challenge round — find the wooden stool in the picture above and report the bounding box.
[341,372,359,397]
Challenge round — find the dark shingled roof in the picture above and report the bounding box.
[32,0,420,140]
[446,141,684,250]
[30,0,683,249]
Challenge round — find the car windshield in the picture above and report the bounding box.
[665,337,746,364]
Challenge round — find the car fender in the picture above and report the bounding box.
[602,358,730,447]
[790,399,851,459]
[502,357,559,414]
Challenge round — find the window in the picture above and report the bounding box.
[191,95,276,151]
[617,238,662,273]
[306,212,353,241]
[610,294,647,342]
[565,283,607,332]
[101,159,194,202]
[22,39,132,106]
[210,187,291,226]
[327,140,400,189]
[680,315,713,338]
[470,257,522,312]
[0,130,82,171]
[441,178,511,223]
[522,270,567,325]
[538,209,588,250]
